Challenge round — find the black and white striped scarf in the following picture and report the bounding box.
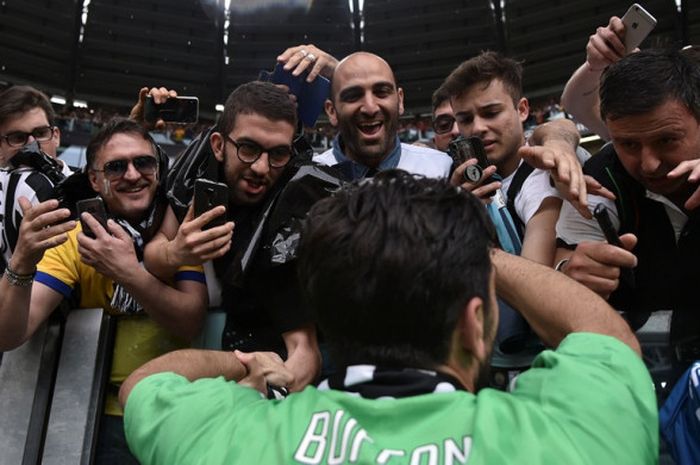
[108,193,165,314]
[109,218,146,314]
[317,365,467,399]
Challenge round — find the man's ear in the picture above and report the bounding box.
[324,99,338,127]
[457,296,487,364]
[210,131,225,163]
[52,126,61,148]
[397,87,405,116]
[87,168,100,194]
[517,97,529,123]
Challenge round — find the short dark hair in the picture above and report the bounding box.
[0,85,56,128]
[440,51,523,105]
[86,118,157,170]
[600,48,700,121]
[431,84,451,114]
[298,170,496,368]
[217,81,297,136]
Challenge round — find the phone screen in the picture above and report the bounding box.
[144,96,199,124]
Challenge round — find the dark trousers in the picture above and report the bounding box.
[96,414,140,465]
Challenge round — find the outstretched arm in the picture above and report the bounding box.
[522,118,614,218]
[492,248,640,355]
[119,349,294,407]
[561,16,627,141]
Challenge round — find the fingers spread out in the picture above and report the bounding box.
[20,197,58,218]
[667,159,700,181]
[277,44,336,83]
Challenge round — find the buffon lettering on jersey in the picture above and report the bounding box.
[294,410,472,464]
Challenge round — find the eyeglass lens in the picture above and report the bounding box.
[4,126,53,147]
[102,156,158,179]
[233,139,293,168]
[433,115,456,135]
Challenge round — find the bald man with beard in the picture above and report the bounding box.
[314,52,452,180]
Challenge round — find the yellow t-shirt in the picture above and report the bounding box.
[36,223,205,415]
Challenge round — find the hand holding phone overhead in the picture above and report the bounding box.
[144,95,199,124]
[260,63,330,127]
[621,3,657,54]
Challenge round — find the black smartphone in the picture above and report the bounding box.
[593,204,635,287]
[144,96,199,124]
[448,135,499,189]
[77,197,109,239]
[194,179,229,230]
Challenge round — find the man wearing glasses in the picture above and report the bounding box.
[0,85,72,270]
[143,81,318,392]
[430,86,460,153]
[0,118,207,464]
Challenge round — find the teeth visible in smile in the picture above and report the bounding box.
[359,122,381,129]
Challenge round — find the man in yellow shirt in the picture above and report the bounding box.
[0,118,207,464]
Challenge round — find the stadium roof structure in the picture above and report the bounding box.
[0,0,692,117]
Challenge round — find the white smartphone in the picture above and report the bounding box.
[621,4,657,54]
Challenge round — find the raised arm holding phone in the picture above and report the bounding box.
[561,5,657,140]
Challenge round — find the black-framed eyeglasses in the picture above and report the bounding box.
[91,155,158,180]
[0,125,54,147]
[432,114,456,135]
[224,135,294,169]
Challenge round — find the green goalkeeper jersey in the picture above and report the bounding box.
[124,333,657,465]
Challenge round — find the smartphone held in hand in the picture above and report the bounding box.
[621,4,657,54]
[77,197,108,238]
[144,96,199,124]
[194,179,229,230]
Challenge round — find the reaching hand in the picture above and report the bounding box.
[277,44,338,83]
[519,143,615,219]
[667,159,700,210]
[11,198,75,273]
